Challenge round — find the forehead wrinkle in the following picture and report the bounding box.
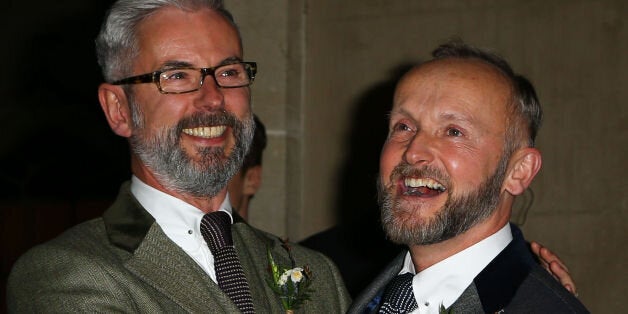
[392,97,477,125]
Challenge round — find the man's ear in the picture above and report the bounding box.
[504,148,542,196]
[242,165,262,196]
[98,83,133,138]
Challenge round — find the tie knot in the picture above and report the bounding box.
[380,272,418,313]
[200,211,233,251]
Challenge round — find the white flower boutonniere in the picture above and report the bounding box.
[266,240,314,313]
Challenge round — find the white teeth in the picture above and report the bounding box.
[404,178,445,192]
[182,126,227,138]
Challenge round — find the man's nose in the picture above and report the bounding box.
[403,133,435,166]
[195,75,224,111]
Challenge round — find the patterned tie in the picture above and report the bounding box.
[201,211,255,313]
[379,273,419,314]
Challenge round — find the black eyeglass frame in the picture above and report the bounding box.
[110,61,257,94]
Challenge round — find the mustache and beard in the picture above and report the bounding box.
[378,152,509,246]
[128,99,255,198]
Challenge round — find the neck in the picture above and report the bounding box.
[131,155,228,213]
[408,210,510,272]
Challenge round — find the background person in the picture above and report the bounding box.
[228,114,267,220]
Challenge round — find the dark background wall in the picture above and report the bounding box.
[1,1,128,309]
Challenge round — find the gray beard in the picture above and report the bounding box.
[129,101,254,198]
[378,153,509,246]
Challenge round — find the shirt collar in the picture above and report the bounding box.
[130,176,233,251]
[401,224,512,312]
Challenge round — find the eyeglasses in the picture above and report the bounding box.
[111,61,257,94]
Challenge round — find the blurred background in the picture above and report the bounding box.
[2,0,626,312]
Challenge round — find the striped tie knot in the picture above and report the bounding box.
[201,211,233,251]
[200,211,255,314]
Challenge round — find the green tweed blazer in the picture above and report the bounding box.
[8,182,350,313]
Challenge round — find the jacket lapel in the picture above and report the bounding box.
[232,217,284,313]
[103,182,239,312]
[125,224,239,313]
[448,283,483,313]
[456,224,533,313]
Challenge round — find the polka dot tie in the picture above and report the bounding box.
[379,273,418,314]
[201,211,255,313]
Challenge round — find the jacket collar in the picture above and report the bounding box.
[103,181,155,252]
[103,181,250,253]
[472,223,534,313]
[352,224,533,314]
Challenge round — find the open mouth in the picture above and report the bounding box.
[182,125,227,139]
[402,177,446,197]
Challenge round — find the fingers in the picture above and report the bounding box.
[530,241,577,296]
[540,245,569,272]
[530,241,550,271]
[550,261,576,295]
[530,241,541,255]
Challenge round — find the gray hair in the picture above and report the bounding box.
[95,0,239,82]
[431,40,543,152]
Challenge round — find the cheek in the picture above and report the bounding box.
[445,159,472,188]
[224,89,251,117]
[379,142,402,183]
[443,146,498,188]
[135,93,185,126]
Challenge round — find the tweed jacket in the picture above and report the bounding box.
[8,182,350,313]
[347,225,589,314]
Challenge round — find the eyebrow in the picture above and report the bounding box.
[158,56,243,70]
[160,61,194,69]
[389,107,409,117]
[438,112,474,124]
[391,107,476,126]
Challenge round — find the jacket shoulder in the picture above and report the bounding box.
[507,265,590,313]
[7,218,139,312]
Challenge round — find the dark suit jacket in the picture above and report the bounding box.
[348,225,589,313]
[8,182,350,313]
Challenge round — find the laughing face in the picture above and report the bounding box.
[122,7,254,197]
[378,58,513,246]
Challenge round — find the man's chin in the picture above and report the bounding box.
[383,202,467,246]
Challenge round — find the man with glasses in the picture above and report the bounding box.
[7,0,349,312]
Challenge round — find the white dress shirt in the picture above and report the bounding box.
[130,176,233,284]
[399,224,513,314]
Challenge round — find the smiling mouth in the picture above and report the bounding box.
[403,177,446,197]
[182,126,227,139]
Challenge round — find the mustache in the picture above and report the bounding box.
[175,111,240,132]
[389,162,451,187]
